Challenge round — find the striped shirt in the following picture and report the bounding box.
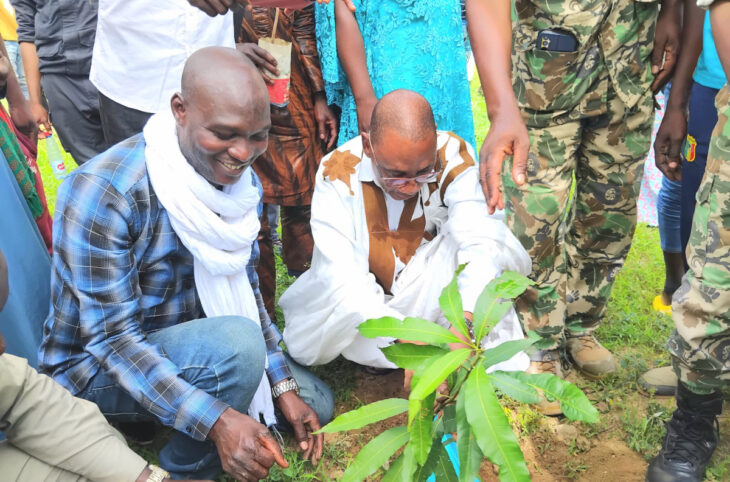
[39,134,292,441]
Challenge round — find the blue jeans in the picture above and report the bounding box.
[77,316,334,479]
[3,40,28,99]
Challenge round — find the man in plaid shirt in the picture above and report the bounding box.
[38,48,333,481]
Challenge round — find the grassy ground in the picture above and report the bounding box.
[35,82,730,480]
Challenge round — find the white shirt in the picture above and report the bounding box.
[281,132,532,368]
[90,1,235,114]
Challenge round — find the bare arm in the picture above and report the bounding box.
[466,0,530,212]
[334,0,376,135]
[0,36,37,143]
[654,0,705,181]
[710,0,730,82]
[18,42,50,133]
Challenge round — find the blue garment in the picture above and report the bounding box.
[681,82,720,254]
[39,134,292,442]
[315,0,475,148]
[657,176,681,253]
[78,316,334,479]
[694,12,727,91]
[0,151,50,367]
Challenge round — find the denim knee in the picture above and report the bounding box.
[204,316,266,409]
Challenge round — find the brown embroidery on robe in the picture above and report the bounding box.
[439,135,475,200]
[362,182,426,294]
[322,150,360,195]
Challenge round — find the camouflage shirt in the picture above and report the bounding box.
[512,0,659,125]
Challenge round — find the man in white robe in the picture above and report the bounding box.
[281,89,531,370]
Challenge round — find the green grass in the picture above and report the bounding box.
[34,80,730,480]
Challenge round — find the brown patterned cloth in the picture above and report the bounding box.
[239,3,327,319]
[238,3,327,207]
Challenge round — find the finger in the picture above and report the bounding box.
[512,136,529,187]
[251,45,278,67]
[651,42,666,75]
[290,419,310,452]
[327,121,337,149]
[207,0,229,15]
[257,432,288,468]
[238,460,268,481]
[261,73,274,85]
[345,0,356,11]
[195,1,217,16]
[485,150,507,214]
[313,431,324,465]
[304,416,323,464]
[317,116,327,143]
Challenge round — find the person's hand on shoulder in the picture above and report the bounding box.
[208,408,289,481]
[478,106,530,214]
[276,389,324,465]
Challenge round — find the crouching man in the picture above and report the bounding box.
[39,47,333,481]
[281,90,531,371]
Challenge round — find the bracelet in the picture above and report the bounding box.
[146,464,169,482]
[271,377,300,398]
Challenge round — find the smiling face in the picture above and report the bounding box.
[172,90,270,187]
[172,49,271,188]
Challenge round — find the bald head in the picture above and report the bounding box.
[370,90,436,147]
[181,46,267,107]
[172,47,272,187]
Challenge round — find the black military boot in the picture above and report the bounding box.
[646,382,723,482]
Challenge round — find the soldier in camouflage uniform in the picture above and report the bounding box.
[467,0,682,414]
[647,2,730,478]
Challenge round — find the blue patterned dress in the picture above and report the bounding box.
[315,0,475,149]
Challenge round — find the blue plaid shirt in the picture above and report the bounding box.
[39,134,292,441]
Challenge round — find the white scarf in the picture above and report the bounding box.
[144,110,276,426]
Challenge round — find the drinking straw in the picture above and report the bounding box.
[272,8,280,39]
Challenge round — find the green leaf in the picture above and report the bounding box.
[409,392,436,465]
[359,316,464,346]
[318,398,408,434]
[341,425,410,482]
[410,348,472,403]
[456,390,483,482]
[380,453,405,482]
[482,334,539,369]
[432,441,459,482]
[464,368,530,482]
[488,371,541,404]
[441,404,458,435]
[413,440,443,482]
[439,264,469,339]
[507,372,599,423]
[473,272,534,344]
[382,344,450,372]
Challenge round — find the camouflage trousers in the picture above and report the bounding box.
[504,86,654,349]
[669,85,730,395]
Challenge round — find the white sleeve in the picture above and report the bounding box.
[441,143,532,312]
[281,175,402,366]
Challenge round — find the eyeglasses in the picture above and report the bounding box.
[368,136,442,188]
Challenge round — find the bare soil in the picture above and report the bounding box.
[324,369,651,482]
